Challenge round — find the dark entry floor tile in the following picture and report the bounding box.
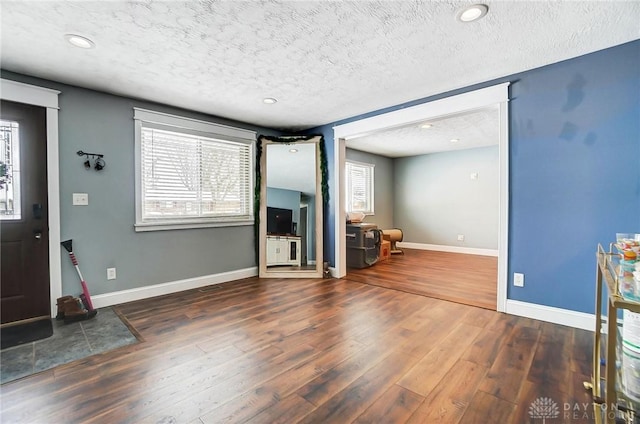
[83,307,138,352]
[0,343,34,383]
[1,307,138,384]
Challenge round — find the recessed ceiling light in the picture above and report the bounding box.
[289,148,298,153]
[450,138,460,143]
[420,124,433,129]
[263,97,278,104]
[64,34,95,49]
[457,4,488,23]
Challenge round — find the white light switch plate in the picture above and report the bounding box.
[107,268,116,280]
[73,193,89,206]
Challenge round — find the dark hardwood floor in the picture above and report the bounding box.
[347,248,498,310]
[0,275,594,423]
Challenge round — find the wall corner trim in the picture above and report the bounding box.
[328,266,337,277]
[506,299,594,331]
[91,267,258,309]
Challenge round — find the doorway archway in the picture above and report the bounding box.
[333,83,510,311]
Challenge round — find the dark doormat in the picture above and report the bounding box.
[1,319,53,350]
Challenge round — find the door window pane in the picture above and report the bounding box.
[0,120,21,220]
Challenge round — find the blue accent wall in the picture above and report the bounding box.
[308,40,640,314]
[507,42,639,313]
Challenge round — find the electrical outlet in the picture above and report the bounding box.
[457,234,465,242]
[72,193,89,206]
[470,172,479,180]
[107,268,117,280]
[514,272,524,287]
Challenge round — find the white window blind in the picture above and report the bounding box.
[346,160,374,214]
[134,108,255,231]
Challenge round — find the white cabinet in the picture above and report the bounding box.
[266,237,283,265]
[266,236,301,266]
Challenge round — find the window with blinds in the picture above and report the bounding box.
[134,108,255,231]
[345,160,374,214]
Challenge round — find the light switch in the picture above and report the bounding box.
[73,193,89,206]
[470,173,479,180]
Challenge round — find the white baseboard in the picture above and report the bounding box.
[397,242,499,257]
[89,266,595,332]
[91,267,258,309]
[506,299,595,331]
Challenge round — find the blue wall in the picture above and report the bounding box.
[309,40,640,314]
[507,42,639,313]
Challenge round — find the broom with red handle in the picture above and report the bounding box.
[61,239,95,311]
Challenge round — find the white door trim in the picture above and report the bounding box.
[333,82,510,312]
[1,78,61,317]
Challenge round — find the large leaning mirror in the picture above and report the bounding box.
[257,135,325,278]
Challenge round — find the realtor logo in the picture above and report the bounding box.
[529,397,560,423]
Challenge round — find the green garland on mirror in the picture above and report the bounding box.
[254,134,329,265]
[318,137,329,202]
[254,139,263,265]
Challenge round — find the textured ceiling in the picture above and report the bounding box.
[1,1,638,133]
[347,106,500,158]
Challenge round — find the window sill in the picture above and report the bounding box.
[134,219,253,232]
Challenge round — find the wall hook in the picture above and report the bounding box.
[76,150,104,158]
[77,150,106,171]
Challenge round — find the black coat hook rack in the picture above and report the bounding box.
[76,150,104,158]
[77,150,106,171]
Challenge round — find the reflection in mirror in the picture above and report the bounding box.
[266,143,316,268]
[259,136,323,278]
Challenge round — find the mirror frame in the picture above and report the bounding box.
[257,135,325,278]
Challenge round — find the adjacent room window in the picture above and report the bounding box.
[134,108,255,231]
[345,160,374,214]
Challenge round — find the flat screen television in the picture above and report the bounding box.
[267,207,293,235]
